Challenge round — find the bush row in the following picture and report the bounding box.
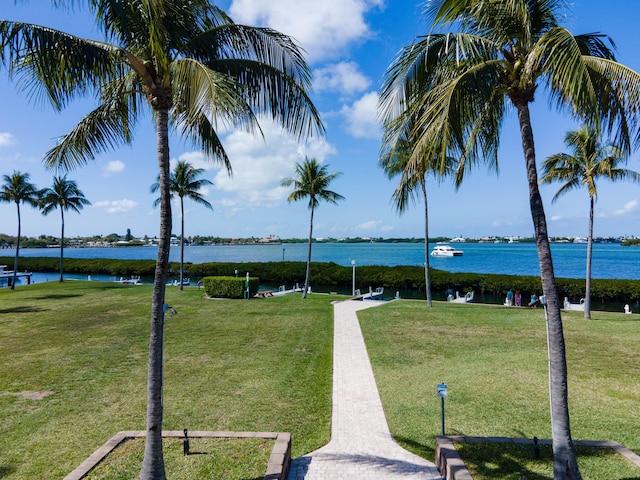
[202,276,259,299]
[4,256,640,304]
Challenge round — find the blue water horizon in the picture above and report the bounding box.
[5,241,640,281]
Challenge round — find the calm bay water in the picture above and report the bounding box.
[8,241,640,281]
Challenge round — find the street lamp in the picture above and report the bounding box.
[351,259,356,296]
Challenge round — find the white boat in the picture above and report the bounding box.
[563,297,585,311]
[447,291,474,303]
[115,276,142,285]
[430,245,464,257]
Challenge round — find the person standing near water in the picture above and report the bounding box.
[515,291,522,307]
[505,289,514,306]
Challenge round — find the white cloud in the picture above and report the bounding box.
[551,215,563,222]
[0,133,17,147]
[94,199,138,214]
[607,199,639,217]
[198,119,336,211]
[356,220,395,233]
[102,160,125,176]
[228,0,385,63]
[340,91,381,139]
[356,220,380,230]
[314,62,371,95]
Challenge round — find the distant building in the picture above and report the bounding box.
[257,236,281,244]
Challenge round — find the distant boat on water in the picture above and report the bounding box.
[431,245,464,257]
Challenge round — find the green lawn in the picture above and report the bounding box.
[359,300,640,479]
[4,283,640,479]
[85,437,273,480]
[0,282,334,479]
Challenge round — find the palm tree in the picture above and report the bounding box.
[0,3,323,478]
[379,1,640,477]
[151,160,213,290]
[281,157,344,298]
[0,171,39,290]
[379,113,454,306]
[541,125,640,320]
[40,175,91,282]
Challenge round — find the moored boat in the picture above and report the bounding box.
[430,244,464,257]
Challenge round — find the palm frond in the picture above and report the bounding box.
[43,75,141,171]
[0,21,120,109]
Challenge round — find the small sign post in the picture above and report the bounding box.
[437,382,448,436]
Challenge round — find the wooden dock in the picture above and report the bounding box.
[0,265,33,288]
[354,286,385,301]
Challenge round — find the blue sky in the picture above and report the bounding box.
[1,1,640,240]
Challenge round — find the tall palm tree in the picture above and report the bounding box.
[380,113,454,306]
[40,175,91,282]
[281,157,344,299]
[379,1,640,477]
[151,160,213,290]
[541,125,640,320]
[0,171,39,290]
[0,3,323,478]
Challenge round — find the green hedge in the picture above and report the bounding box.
[202,276,259,299]
[3,256,640,304]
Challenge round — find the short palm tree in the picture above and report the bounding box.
[281,157,344,298]
[541,125,640,320]
[151,160,213,290]
[0,3,323,478]
[0,171,39,290]
[40,175,91,282]
[379,1,640,477]
[380,112,454,306]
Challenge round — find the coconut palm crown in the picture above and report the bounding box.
[281,157,344,298]
[0,171,39,290]
[379,112,454,306]
[541,125,640,319]
[151,160,213,290]
[40,175,91,282]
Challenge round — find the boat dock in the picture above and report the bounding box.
[354,286,385,301]
[0,265,33,288]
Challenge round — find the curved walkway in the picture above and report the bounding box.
[288,300,442,479]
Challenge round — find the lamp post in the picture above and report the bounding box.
[351,259,356,296]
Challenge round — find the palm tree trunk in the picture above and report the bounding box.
[421,179,432,306]
[303,203,314,299]
[12,202,20,290]
[516,102,582,480]
[140,108,171,480]
[584,197,594,320]
[59,208,65,282]
[180,197,185,291]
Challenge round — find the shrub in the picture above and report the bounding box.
[202,276,259,299]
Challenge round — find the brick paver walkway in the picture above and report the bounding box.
[288,300,442,479]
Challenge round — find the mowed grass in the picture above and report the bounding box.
[359,300,640,479]
[0,282,334,479]
[85,437,273,480]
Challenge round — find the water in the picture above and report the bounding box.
[4,241,640,280]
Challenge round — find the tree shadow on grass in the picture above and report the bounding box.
[393,435,436,459]
[0,306,44,314]
[456,442,640,480]
[0,464,16,478]
[32,293,83,300]
[456,442,552,479]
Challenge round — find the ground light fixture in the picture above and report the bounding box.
[437,382,448,436]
